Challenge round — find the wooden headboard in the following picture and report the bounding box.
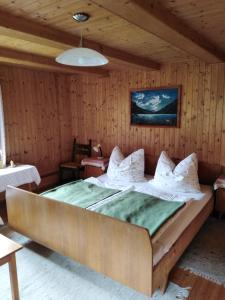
[145,155,222,186]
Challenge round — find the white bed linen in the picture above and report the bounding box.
[152,151,201,193]
[85,173,209,202]
[107,146,145,182]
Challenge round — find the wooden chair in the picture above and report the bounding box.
[59,138,92,183]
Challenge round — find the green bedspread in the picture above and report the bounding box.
[94,190,184,236]
[41,181,184,236]
[41,180,120,208]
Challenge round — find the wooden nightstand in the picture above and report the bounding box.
[81,157,109,178]
[214,174,225,217]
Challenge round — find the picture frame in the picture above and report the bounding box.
[130,86,181,127]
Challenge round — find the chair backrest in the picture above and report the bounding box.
[72,138,92,162]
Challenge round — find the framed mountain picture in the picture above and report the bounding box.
[130,86,181,127]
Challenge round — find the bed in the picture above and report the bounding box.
[5,172,214,297]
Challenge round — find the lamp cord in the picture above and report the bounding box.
[79,30,83,48]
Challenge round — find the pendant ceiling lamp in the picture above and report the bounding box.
[56,12,109,67]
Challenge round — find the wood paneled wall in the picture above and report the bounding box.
[0,66,73,187]
[70,61,225,170]
[1,60,225,187]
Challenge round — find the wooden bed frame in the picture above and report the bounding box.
[6,185,214,296]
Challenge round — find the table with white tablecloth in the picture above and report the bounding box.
[0,164,41,225]
[0,164,41,193]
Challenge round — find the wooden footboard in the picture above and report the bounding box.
[6,186,153,296]
[6,186,214,297]
[153,196,214,292]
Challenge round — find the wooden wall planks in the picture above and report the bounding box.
[70,61,225,170]
[1,60,225,187]
[0,65,73,188]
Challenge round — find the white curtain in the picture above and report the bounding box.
[0,86,6,167]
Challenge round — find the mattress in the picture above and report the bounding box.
[86,174,213,266]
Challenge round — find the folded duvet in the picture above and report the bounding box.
[41,180,120,208]
[94,190,184,236]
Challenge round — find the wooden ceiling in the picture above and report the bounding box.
[0,0,224,75]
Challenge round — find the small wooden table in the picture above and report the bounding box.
[0,234,22,300]
[81,157,109,178]
[214,174,225,218]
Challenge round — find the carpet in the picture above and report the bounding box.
[178,217,225,286]
[0,227,189,300]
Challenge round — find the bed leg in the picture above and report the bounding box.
[160,274,169,294]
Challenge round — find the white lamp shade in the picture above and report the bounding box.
[93,146,99,153]
[56,47,108,67]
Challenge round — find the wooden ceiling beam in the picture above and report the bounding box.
[91,0,225,63]
[0,9,160,71]
[0,47,109,76]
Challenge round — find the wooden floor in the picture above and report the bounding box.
[1,203,225,299]
[171,268,225,300]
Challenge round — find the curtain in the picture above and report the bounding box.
[0,86,6,167]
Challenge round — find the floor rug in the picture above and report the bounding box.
[0,227,189,300]
[178,217,225,286]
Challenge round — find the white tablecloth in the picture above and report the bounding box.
[0,164,41,193]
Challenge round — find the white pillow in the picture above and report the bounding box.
[107,146,145,182]
[152,151,201,193]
